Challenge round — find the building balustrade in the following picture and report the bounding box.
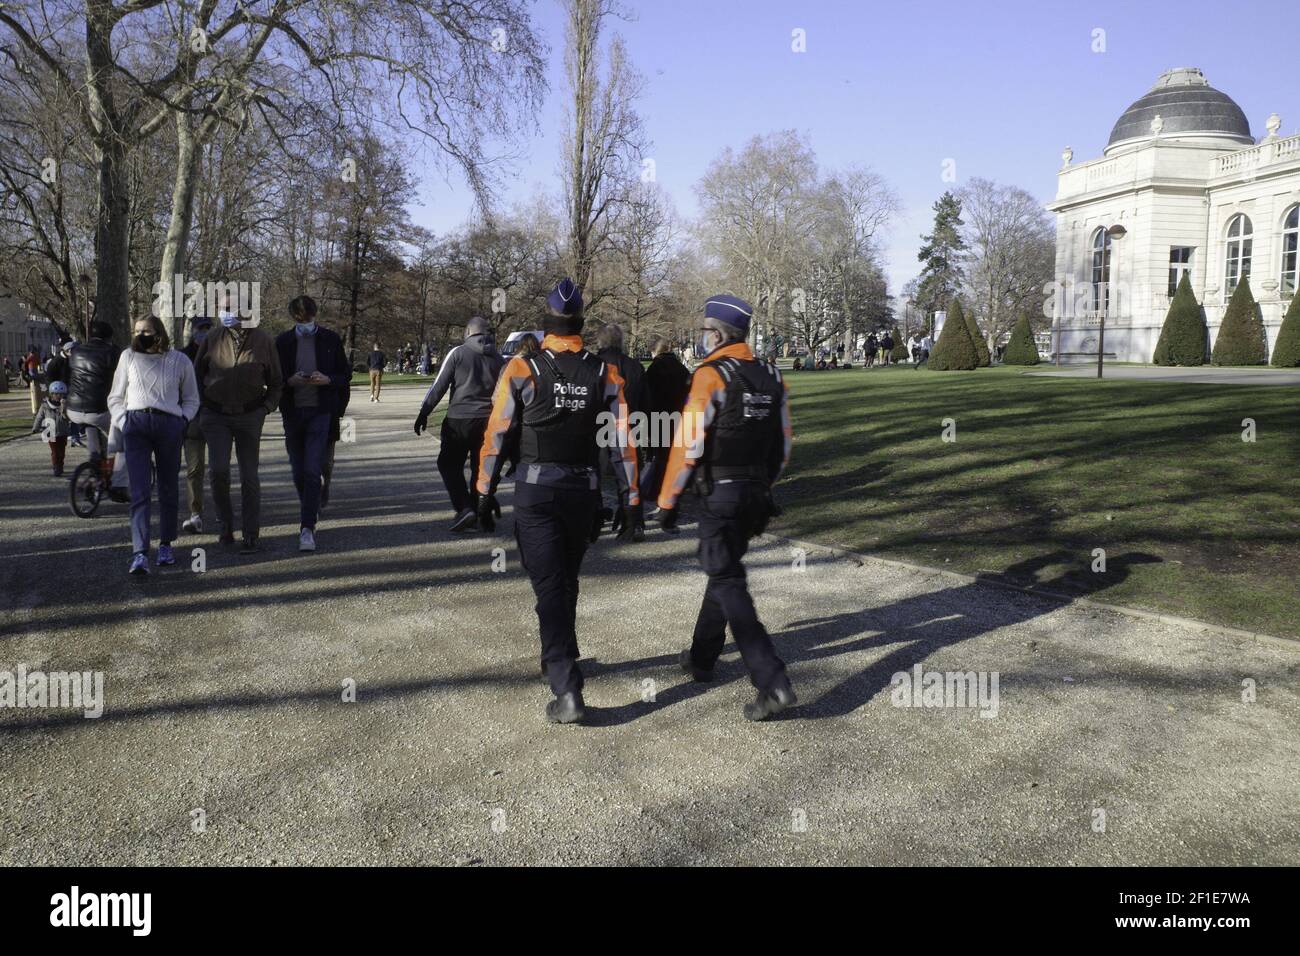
[1213,133,1300,177]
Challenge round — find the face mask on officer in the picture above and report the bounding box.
[699,327,722,355]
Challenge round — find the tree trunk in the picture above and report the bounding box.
[159,113,201,343]
[94,136,132,342]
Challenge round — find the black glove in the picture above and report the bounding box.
[413,403,432,435]
[476,493,501,532]
[659,506,679,534]
[612,503,643,542]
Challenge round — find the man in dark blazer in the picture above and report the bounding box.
[274,295,351,552]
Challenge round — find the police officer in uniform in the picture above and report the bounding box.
[475,278,640,724]
[658,295,796,721]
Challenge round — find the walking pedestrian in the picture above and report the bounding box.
[107,315,200,576]
[368,342,386,402]
[413,316,504,532]
[658,294,796,721]
[474,278,640,724]
[274,295,351,552]
[640,336,690,508]
[193,300,283,553]
[31,380,71,476]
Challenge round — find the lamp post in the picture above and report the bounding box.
[1097,224,1127,379]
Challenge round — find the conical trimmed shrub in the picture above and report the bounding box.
[889,325,910,362]
[965,308,992,366]
[928,299,980,370]
[1153,272,1207,366]
[1271,293,1300,367]
[1212,277,1268,366]
[1002,314,1040,365]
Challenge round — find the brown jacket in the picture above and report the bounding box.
[194,324,283,415]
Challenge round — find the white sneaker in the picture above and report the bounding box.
[182,513,203,534]
[299,528,317,552]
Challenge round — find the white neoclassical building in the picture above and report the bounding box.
[1048,68,1299,362]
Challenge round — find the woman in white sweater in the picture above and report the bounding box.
[108,315,201,576]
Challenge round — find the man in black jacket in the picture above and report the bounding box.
[274,296,351,552]
[640,336,690,508]
[413,316,504,532]
[66,321,127,497]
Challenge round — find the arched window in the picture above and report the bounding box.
[1090,227,1111,313]
[1225,214,1253,293]
[1282,206,1299,297]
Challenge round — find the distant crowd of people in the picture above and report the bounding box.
[791,331,934,371]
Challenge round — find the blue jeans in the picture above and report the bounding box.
[283,407,332,529]
[122,409,185,555]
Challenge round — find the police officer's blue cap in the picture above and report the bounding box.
[705,294,752,334]
[547,278,583,317]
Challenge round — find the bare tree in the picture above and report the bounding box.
[561,0,645,307]
[958,177,1056,345]
[0,0,547,339]
[602,179,675,351]
[695,131,823,348]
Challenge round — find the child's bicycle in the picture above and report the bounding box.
[68,424,124,518]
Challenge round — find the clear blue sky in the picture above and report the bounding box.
[410,0,1299,296]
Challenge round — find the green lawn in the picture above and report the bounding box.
[775,365,1300,638]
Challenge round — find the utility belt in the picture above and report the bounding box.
[516,462,599,492]
[692,462,768,496]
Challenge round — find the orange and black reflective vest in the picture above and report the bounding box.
[700,355,783,480]
[520,347,605,467]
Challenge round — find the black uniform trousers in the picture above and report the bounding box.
[689,480,788,692]
[513,480,600,697]
[438,416,488,515]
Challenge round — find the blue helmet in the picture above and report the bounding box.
[49,380,68,395]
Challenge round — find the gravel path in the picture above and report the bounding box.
[2,386,1297,865]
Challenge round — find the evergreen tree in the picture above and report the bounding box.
[1152,272,1207,366]
[915,192,966,327]
[965,307,991,366]
[889,325,910,362]
[1002,314,1040,365]
[927,298,979,370]
[1212,277,1268,366]
[1271,293,1300,367]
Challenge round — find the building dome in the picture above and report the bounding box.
[1105,68,1252,152]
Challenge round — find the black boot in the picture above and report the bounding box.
[678,648,714,682]
[545,691,586,724]
[743,680,797,722]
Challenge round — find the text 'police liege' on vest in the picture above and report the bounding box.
[553,380,590,410]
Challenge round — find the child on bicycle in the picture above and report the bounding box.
[32,380,72,476]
